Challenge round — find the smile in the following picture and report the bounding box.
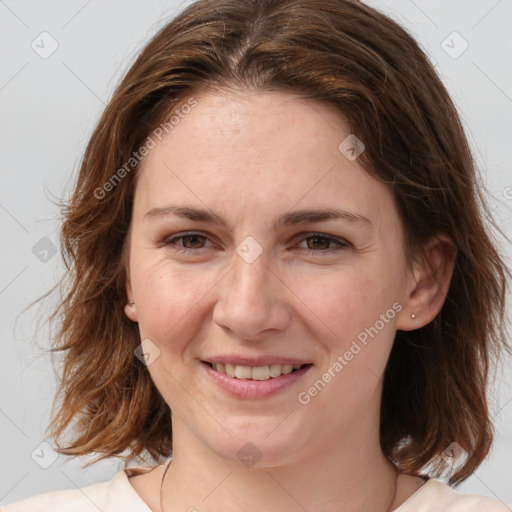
[207,362,308,380]
[201,361,313,399]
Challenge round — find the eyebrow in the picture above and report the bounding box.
[144,205,372,228]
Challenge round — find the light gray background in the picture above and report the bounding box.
[1,0,511,507]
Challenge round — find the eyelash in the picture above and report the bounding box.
[161,231,351,256]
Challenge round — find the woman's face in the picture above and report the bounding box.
[125,89,417,465]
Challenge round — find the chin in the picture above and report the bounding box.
[203,420,308,468]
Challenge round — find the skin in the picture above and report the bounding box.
[124,89,456,512]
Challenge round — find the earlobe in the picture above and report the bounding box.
[124,302,138,322]
[124,279,139,323]
[397,234,457,331]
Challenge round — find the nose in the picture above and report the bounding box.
[212,248,292,341]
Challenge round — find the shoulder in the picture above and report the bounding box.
[0,466,156,512]
[396,478,512,512]
[0,480,112,512]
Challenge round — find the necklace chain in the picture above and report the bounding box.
[159,458,173,512]
[159,459,399,512]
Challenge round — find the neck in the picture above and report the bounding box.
[160,395,399,512]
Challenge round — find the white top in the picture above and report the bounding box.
[1,466,510,511]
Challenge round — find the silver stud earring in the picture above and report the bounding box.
[411,313,416,319]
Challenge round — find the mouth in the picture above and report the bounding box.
[199,352,315,399]
[203,361,311,381]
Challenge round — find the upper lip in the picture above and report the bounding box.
[203,355,312,367]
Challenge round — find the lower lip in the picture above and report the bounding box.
[201,362,312,400]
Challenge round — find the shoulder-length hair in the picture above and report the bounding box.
[48,0,509,485]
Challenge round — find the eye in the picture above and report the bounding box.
[296,233,350,253]
[162,232,213,251]
[160,231,350,255]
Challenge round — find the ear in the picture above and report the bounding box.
[397,234,457,331]
[124,277,139,323]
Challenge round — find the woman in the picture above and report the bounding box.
[2,0,510,510]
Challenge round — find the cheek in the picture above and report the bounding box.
[130,258,218,347]
[130,262,218,403]
[296,269,395,337]
[296,268,401,377]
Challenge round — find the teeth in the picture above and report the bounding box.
[225,363,236,378]
[235,365,252,379]
[212,363,305,380]
[281,365,293,375]
[269,364,282,378]
[252,366,270,381]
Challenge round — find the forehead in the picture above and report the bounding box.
[134,89,398,232]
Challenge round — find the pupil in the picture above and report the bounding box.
[309,236,329,250]
[184,235,203,248]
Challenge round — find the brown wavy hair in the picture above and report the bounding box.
[47,0,510,485]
